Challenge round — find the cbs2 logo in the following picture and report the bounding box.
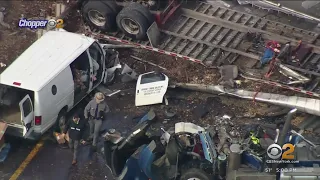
[47,19,64,29]
[267,143,295,160]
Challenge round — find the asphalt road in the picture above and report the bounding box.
[1,124,114,180]
[0,94,146,180]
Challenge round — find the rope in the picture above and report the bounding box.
[253,85,261,104]
[264,58,277,78]
[253,41,280,104]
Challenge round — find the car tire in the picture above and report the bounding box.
[121,3,154,25]
[50,110,67,143]
[180,168,211,180]
[110,149,121,176]
[82,1,118,32]
[104,141,114,166]
[116,8,150,40]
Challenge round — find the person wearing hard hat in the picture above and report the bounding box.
[84,92,109,149]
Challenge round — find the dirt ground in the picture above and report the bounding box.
[0,1,51,73]
[115,48,308,129]
[0,1,75,73]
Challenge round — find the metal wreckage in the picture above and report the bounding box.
[96,40,320,180]
[73,0,320,179]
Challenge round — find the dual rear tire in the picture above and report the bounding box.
[82,1,154,40]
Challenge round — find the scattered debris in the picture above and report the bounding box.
[131,55,167,70]
[222,114,231,120]
[164,107,176,118]
[120,64,138,83]
[277,63,310,85]
[217,65,238,88]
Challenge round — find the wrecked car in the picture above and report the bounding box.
[101,109,218,180]
[0,30,121,140]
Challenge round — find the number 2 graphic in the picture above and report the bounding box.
[282,144,294,160]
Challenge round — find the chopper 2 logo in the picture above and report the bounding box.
[267,143,299,163]
[18,18,64,29]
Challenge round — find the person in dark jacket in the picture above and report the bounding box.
[62,113,86,165]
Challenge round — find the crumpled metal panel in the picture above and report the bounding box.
[175,122,205,134]
[277,63,310,85]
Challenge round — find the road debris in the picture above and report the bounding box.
[164,107,176,118]
[277,63,310,85]
[217,65,239,88]
[131,55,167,70]
[120,64,138,83]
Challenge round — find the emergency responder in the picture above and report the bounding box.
[84,92,109,148]
[62,113,86,165]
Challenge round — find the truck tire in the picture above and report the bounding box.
[116,9,150,40]
[101,1,120,15]
[82,1,118,32]
[180,168,211,180]
[121,3,154,25]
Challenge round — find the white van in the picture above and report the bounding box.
[0,31,120,140]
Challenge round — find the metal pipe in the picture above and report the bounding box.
[277,109,297,147]
[218,154,227,178]
[274,129,280,143]
[174,83,320,117]
[228,144,241,170]
[290,130,317,147]
[102,44,141,49]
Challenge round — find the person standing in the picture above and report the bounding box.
[84,92,109,148]
[62,113,86,165]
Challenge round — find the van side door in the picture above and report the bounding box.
[135,72,169,106]
[88,42,105,89]
[19,95,34,138]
